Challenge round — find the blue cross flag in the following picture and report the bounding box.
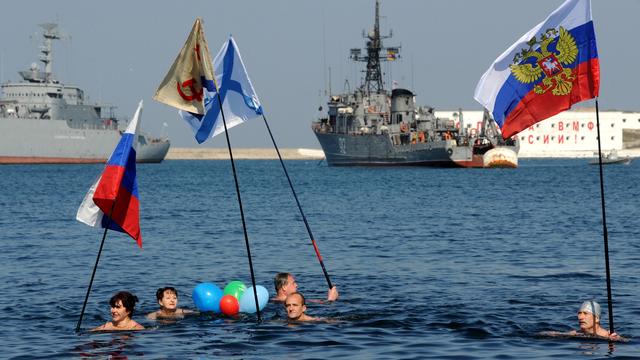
[180,36,263,144]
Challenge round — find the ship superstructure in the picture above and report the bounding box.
[312,1,518,167]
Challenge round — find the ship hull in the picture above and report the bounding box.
[0,117,170,164]
[314,132,457,167]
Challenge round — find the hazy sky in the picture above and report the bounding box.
[0,1,636,148]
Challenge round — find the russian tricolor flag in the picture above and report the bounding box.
[77,101,143,248]
[474,0,599,139]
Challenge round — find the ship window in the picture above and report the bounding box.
[551,123,555,128]
[622,118,626,123]
[611,136,615,140]
[521,136,525,141]
[581,123,585,127]
[536,136,540,140]
[551,136,555,140]
[536,124,540,128]
[566,136,570,140]
[397,114,403,123]
[610,123,614,127]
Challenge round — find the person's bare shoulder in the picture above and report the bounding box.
[146,311,159,320]
[90,323,108,332]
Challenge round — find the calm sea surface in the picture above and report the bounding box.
[1,159,639,359]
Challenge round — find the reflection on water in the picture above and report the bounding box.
[75,334,140,359]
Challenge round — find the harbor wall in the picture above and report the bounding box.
[166,148,325,160]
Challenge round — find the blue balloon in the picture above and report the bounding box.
[192,283,223,313]
[239,285,269,313]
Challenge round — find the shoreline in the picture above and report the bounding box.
[165,148,325,160]
[165,147,640,160]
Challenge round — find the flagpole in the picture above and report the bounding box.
[260,114,334,290]
[216,93,261,322]
[75,203,116,333]
[594,98,614,333]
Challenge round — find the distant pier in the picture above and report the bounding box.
[166,148,325,160]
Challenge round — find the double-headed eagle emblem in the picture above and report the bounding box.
[510,27,578,96]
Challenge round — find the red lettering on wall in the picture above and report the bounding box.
[588,121,594,130]
[558,135,564,144]
[528,134,534,144]
[543,134,550,144]
[572,121,580,131]
[558,122,564,131]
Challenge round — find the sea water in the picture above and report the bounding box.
[1,159,639,358]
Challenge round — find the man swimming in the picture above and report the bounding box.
[146,287,195,320]
[273,272,338,302]
[285,292,318,322]
[567,300,619,340]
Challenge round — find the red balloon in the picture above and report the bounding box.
[219,294,239,316]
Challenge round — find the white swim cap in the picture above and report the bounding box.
[579,300,601,318]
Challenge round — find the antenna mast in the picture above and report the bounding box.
[349,0,400,94]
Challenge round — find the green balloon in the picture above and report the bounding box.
[223,280,247,300]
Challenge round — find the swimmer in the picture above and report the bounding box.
[91,291,144,331]
[273,272,338,303]
[542,300,621,340]
[567,300,620,340]
[285,292,319,322]
[146,287,196,320]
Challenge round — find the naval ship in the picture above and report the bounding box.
[0,23,170,164]
[312,1,518,167]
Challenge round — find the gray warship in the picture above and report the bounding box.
[0,23,170,164]
[312,1,518,167]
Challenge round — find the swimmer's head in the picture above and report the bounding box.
[578,300,601,319]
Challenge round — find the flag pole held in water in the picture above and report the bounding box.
[75,101,144,332]
[154,22,262,319]
[474,0,614,331]
[261,112,333,289]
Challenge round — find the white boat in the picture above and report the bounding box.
[588,150,631,165]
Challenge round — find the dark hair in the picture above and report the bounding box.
[109,291,139,316]
[274,272,291,293]
[287,292,306,306]
[156,287,178,301]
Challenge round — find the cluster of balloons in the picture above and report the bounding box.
[192,281,269,316]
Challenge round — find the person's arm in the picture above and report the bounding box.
[146,312,158,320]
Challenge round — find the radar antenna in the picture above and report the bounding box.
[349,0,400,94]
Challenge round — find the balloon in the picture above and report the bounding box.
[192,283,223,313]
[223,280,247,300]
[219,294,239,316]
[239,285,269,313]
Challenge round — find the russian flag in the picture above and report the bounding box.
[77,101,143,248]
[474,0,599,139]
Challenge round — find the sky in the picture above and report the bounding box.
[0,0,637,149]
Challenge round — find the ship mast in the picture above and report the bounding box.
[39,23,60,83]
[350,0,400,94]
